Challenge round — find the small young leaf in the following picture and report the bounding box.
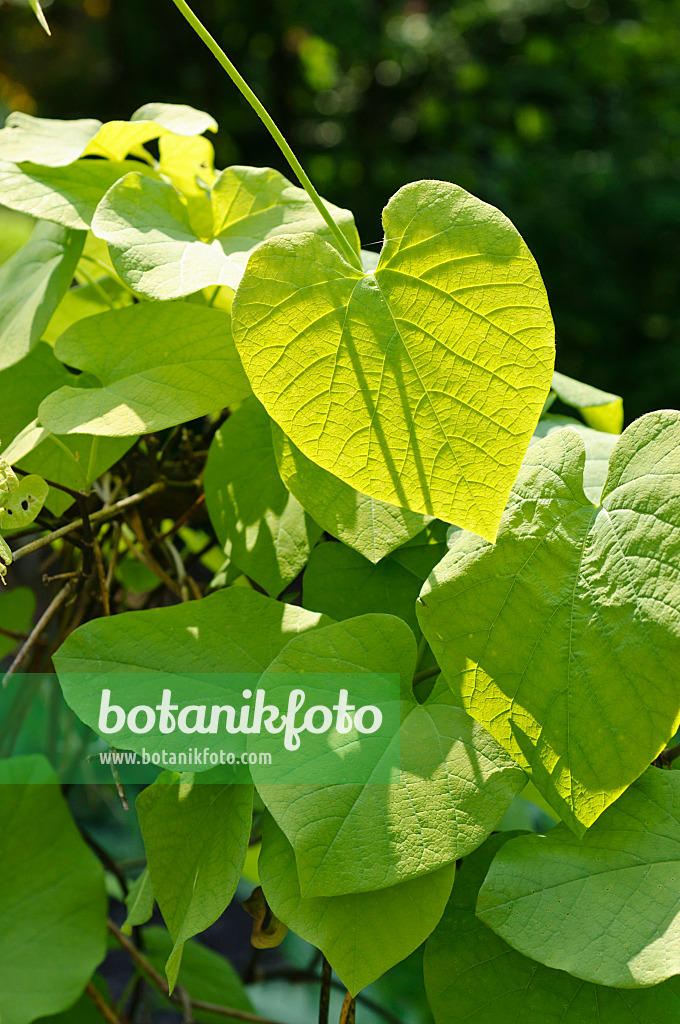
[272,423,430,563]
[204,398,321,597]
[425,831,680,1024]
[232,179,555,539]
[121,868,154,935]
[92,166,359,299]
[477,768,680,988]
[260,812,455,995]
[255,616,524,897]
[0,474,48,529]
[0,220,85,370]
[419,412,680,833]
[39,303,251,436]
[137,772,252,990]
[0,756,107,1024]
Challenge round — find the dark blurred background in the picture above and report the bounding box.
[1,0,678,421]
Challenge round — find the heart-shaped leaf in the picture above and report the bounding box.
[39,303,251,436]
[92,166,359,299]
[0,474,48,529]
[260,812,455,995]
[232,180,555,539]
[418,412,680,833]
[477,768,680,988]
[255,615,524,896]
[137,772,252,990]
[425,830,680,1024]
[0,755,107,1024]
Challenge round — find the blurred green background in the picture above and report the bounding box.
[1,0,678,420]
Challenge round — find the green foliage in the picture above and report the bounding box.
[260,811,455,994]
[204,398,321,596]
[137,771,252,988]
[478,768,680,989]
[419,413,680,834]
[39,303,251,436]
[232,180,555,538]
[0,33,678,1022]
[0,756,106,1024]
[93,166,359,299]
[425,830,680,1024]
[0,220,84,369]
[255,617,524,896]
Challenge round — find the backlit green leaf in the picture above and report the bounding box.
[232,180,555,539]
[418,412,680,833]
[478,768,680,988]
[92,166,359,299]
[552,369,623,434]
[0,104,216,167]
[0,220,84,369]
[425,830,680,1024]
[272,423,429,562]
[0,755,106,1024]
[255,616,524,896]
[260,812,455,995]
[137,772,252,989]
[29,0,51,35]
[204,398,321,597]
[0,473,48,529]
[39,303,251,436]
[0,343,71,442]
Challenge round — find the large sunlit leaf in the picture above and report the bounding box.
[260,812,455,995]
[0,221,84,369]
[418,412,680,834]
[232,180,555,539]
[425,831,680,1024]
[255,616,524,897]
[478,768,680,988]
[0,755,107,1024]
[272,423,429,562]
[92,166,359,299]
[204,398,321,597]
[39,303,251,436]
[0,343,71,441]
[0,159,159,230]
[137,772,252,989]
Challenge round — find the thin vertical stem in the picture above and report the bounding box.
[168,0,362,271]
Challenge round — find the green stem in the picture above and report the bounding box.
[169,0,362,272]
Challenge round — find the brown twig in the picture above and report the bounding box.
[339,991,356,1024]
[120,527,183,599]
[654,743,680,768]
[86,982,126,1024]
[10,481,166,562]
[319,956,332,1024]
[93,536,111,614]
[108,920,286,1024]
[2,580,75,687]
